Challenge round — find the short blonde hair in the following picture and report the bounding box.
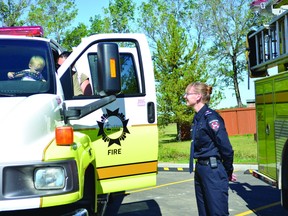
[29,56,45,69]
[186,82,212,104]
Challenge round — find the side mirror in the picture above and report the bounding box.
[97,42,121,96]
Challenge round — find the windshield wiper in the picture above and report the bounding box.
[0,93,16,97]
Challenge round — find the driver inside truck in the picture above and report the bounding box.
[7,55,46,82]
[57,51,92,96]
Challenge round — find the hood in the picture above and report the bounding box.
[0,94,63,163]
[0,97,26,121]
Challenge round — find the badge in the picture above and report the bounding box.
[209,119,220,131]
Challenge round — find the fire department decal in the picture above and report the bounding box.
[209,120,220,131]
[97,108,130,147]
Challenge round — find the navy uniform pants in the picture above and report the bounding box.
[194,161,229,216]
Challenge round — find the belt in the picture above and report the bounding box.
[196,157,220,166]
[197,159,210,166]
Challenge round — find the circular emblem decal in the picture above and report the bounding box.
[97,109,130,147]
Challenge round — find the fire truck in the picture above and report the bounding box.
[0,26,158,215]
[247,0,288,208]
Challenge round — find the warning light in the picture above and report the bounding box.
[0,26,44,37]
[55,126,74,146]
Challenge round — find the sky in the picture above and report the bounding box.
[216,78,255,109]
[73,0,107,26]
[74,0,257,109]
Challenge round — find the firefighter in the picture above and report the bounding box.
[184,81,235,216]
[57,51,92,96]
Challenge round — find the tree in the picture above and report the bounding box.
[89,0,136,34]
[104,0,136,33]
[197,0,256,107]
[89,14,110,34]
[27,0,78,43]
[62,23,89,50]
[0,0,31,26]
[154,16,210,125]
[138,0,219,140]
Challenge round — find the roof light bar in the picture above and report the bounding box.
[0,26,44,37]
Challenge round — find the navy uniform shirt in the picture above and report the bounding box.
[192,104,234,175]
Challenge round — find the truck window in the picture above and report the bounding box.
[87,52,140,96]
[0,39,55,96]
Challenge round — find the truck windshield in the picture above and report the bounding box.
[0,39,55,96]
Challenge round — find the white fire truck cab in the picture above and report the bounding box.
[0,26,158,215]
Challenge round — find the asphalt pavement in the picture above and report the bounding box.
[104,163,288,216]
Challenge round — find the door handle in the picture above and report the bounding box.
[147,102,155,123]
[265,123,270,135]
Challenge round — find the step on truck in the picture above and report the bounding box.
[0,26,158,215]
[247,0,288,209]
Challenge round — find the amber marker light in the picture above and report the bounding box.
[55,126,74,146]
[110,58,116,78]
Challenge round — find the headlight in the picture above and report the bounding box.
[34,167,66,189]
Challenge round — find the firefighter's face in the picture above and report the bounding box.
[184,87,200,107]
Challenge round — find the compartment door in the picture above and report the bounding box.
[256,79,276,179]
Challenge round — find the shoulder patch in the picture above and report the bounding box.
[209,119,220,131]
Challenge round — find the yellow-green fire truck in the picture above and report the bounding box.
[0,26,158,215]
[247,1,288,208]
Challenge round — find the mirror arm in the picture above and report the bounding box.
[63,95,116,122]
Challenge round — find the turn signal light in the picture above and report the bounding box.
[55,126,74,146]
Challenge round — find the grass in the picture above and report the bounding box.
[158,124,257,164]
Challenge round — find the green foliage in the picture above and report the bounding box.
[62,23,88,50]
[0,0,31,26]
[106,0,136,32]
[89,15,109,34]
[27,0,78,43]
[196,0,258,107]
[159,124,257,164]
[90,0,136,33]
[158,143,190,163]
[88,0,137,36]
[138,0,219,128]
[229,134,257,163]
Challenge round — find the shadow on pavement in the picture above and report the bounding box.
[104,192,162,216]
[230,181,288,215]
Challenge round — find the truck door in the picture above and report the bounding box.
[58,34,158,194]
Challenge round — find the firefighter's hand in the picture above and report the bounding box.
[229,173,237,182]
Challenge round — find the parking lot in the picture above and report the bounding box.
[104,164,288,216]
